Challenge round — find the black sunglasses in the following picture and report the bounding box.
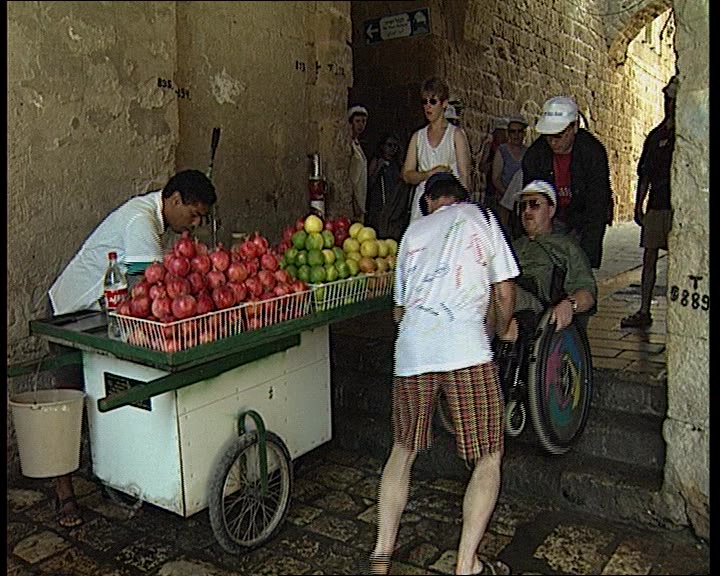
[420,97,439,106]
[519,199,546,211]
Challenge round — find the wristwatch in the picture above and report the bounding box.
[567,296,578,313]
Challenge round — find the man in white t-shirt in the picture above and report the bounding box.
[369,173,519,576]
[47,169,216,528]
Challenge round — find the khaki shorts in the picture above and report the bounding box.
[392,363,504,462]
[640,209,672,250]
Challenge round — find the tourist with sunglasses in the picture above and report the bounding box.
[402,77,471,222]
[521,96,613,268]
[492,180,596,344]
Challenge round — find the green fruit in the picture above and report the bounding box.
[295,250,308,267]
[321,230,335,249]
[297,264,311,283]
[292,230,308,250]
[325,263,338,282]
[321,249,336,265]
[305,232,324,251]
[278,255,287,269]
[313,286,327,310]
[335,260,349,279]
[310,265,327,284]
[346,259,360,276]
[284,247,298,264]
[286,264,298,279]
[332,246,345,262]
[307,249,324,267]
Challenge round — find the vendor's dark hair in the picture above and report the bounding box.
[163,170,217,206]
[421,77,450,102]
[425,173,468,202]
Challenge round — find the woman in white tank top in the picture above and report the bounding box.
[402,77,471,222]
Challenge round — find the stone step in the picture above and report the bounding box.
[592,367,667,418]
[330,411,667,530]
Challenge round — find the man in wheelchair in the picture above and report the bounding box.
[492,179,596,345]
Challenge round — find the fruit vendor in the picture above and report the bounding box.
[46,169,216,528]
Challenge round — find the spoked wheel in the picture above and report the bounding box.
[209,431,293,554]
[527,310,593,455]
[504,399,526,437]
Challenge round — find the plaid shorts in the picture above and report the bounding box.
[392,363,504,462]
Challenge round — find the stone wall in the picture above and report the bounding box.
[350,0,674,222]
[663,0,710,542]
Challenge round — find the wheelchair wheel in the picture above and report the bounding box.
[209,431,293,554]
[504,399,526,437]
[527,309,593,455]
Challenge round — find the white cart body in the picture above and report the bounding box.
[83,326,331,517]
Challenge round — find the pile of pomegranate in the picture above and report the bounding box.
[117,231,310,351]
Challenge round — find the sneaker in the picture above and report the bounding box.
[621,311,652,328]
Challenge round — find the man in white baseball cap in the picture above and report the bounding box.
[522,95,613,269]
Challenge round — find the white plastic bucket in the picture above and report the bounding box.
[9,389,85,478]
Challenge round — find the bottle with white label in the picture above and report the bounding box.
[103,251,128,339]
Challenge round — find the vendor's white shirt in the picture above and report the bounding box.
[48,191,165,316]
[394,202,519,376]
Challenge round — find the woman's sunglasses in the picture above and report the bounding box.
[420,97,439,106]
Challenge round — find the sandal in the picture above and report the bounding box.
[621,311,652,328]
[55,495,84,528]
[470,557,511,575]
[367,553,391,575]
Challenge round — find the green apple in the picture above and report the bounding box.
[332,246,345,262]
[321,230,335,249]
[346,259,360,277]
[321,249,336,265]
[325,263,338,282]
[335,260,349,279]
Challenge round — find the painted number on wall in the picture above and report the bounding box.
[294,60,345,77]
[157,77,191,100]
[669,275,709,311]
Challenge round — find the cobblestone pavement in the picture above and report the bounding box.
[7,442,710,576]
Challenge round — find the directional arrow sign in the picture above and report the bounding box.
[365,8,430,45]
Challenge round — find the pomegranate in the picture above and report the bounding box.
[260,252,279,272]
[149,283,167,301]
[238,238,258,261]
[335,215,351,230]
[196,291,215,315]
[282,226,295,243]
[172,294,197,319]
[212,285,236,310]
[187,271,207,294]
[190,253,212,275]
[295,216,306,231]
[131,280,150,299]
[151,296,172,319]
[206,270,227,290]
[194,239,210,256]
[166,275,191,299]
[174,230,196,259]
[290,279,308,293]
[324,219,335,232]
[273,283,291,298]
[163,252,175,270]
[250,231,269,256]
[210,243,230,272]
[274,269,291,284]
[245,276,264,298]
[258,269,277,292]
[227,261,249,283]
[167,255,191,278]
[228,281,248,303]
[144,261,165,285]
[117,300,132,317]
[129,295,151,318]
[244,258,259,277]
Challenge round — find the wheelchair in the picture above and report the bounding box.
[437,306,593,456]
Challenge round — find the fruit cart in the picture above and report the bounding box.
[18,275,393,553]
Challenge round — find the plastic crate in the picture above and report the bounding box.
[365,270,394,299]
[309,275,369,312]
[112,307,243,353]
[112,290,313,352]
[240,290,313,331]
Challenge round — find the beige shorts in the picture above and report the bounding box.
[641,209,672,250]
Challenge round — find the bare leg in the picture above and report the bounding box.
[55,473,83,527]
[455,451,502,575]
[640,247,659,315]
[372,443,417,560]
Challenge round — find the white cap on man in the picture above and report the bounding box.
[515,179,557,206]
[534,96,578,134]
[347,105,368,120]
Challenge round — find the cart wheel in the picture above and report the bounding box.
[209,431,293,554]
